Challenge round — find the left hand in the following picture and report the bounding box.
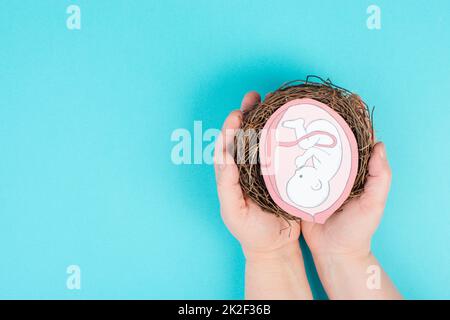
[214,91,300,258]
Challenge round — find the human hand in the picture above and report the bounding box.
[214,92,300,259]
[301,142,400,299]
[214,91,311,299]
[301,142,391,260]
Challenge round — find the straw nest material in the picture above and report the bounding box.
[235,76,375,221]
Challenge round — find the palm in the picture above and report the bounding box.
[302,200,374,257]
[223,198,301,253]
[302,142,391,258]
[215,91,390,260]
[215,91,301,255]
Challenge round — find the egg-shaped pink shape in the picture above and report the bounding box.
[259,98,359,224]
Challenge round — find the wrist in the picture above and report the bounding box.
[243,241,301,263]
[308,240,372,267]
[313,250,376,298]
[311,251,402,300]
[314,250,374,269]
[243,241,313,300]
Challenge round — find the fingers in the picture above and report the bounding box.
[214,110,246,214]
[362,142,392,210]
[214,110,242,163]
[240,91,260,112]
[213,91,260,216]
[301,220,315,235]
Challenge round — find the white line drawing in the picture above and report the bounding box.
[282,118,342,210]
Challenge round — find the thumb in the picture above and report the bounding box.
[214,110,245,215]
[361,142,392,211]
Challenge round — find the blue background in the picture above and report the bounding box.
[0,0,449,299]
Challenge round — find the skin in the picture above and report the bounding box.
[214,91,402,300]
[214,91,312,300]
[302,139,402,299]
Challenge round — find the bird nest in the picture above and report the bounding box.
[235,76,375,221]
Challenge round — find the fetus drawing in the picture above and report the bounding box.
[259,98,358,224]
[282,118,342,208]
